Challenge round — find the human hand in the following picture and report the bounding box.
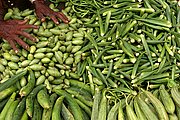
[34,0,69,24]
[0,19,38,53]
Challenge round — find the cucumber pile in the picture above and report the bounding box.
[0,0,180,119]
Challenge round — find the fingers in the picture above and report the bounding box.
[14,36,29,50]
[45,12,69,24]
[7,19,28,25]
[6,38,19,53]
[18,19,29,25]
[5,35,30,52]
[16,31,37,42]
[20,24,39,30]
[50,15,59,24]
[56,12,69,24]
[41,17,46,22]
[36,11,46,22]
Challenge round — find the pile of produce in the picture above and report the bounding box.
[0,0,179,119]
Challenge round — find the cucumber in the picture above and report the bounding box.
[37,89,50,109]
[52,96,64,120]
[137,94,158,120]
[171,86,180,108]
[143,90,169,120]
[126,104,138,120]
[12,97,26,120]
[159,85,175,114]
[134,96,147,120]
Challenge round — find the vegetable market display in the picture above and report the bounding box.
[0,0,180,120]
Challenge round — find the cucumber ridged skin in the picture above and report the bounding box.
[0,86,17,102]
[0,92,16,120]
[0,70,27,92]
[67,86,92,99]
[54,89,84,120]
[12,97,26,120]
[118,100,124,120]
[82,109,90,120]
[169,113,178,120]
[134,97,147,120]
[74,98,92,117]
[107,102,119,120]
[137,94,158,120]
[126,104,138,120]
[97,90,107,120]
[5,100,19,120]
[19,69,36,97]
[159,85,175,114]
[0,98,9,112]
[41,93,58,120]
[51,96,64,120]
[176,105,180,120]
[61,103,75,120]
[143,90,169,120]
[66,89,93,107]
[69,80,91,93]
[32,98,42,120]
[171,86,180,108]
[91,87,101,120]
[37,89,50,109]
[21,111,29,120]
[26,84,45,117]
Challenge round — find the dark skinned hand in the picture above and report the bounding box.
[0,0,69,53]
[34,0,69,24]
[0,19,38,53]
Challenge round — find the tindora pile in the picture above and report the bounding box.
[0,0,180,120]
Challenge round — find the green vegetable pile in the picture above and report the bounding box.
[0,0,180,120]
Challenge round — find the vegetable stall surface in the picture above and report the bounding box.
[0,0,180,119]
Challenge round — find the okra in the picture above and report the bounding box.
[137,18,172,28]
[169,114,178,120]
